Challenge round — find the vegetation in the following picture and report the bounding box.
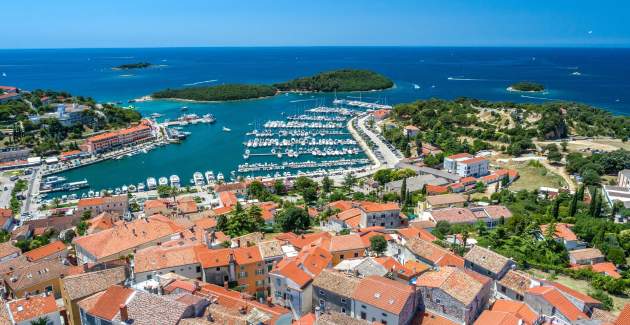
[509,81,545,92]
[273,69,393,92]
[113,62,152,70]
[152,69,393,101]
[15,229,55,252]
[10,179,27,214]
[216,202,265,237]
[152,84,277,102]
[275,205,311,233]
[566,150,630,185]
[369,235,388,256]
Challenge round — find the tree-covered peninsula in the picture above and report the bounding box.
[273,69,394,92]
[152,84,277,101]
[508,81,545,92]
[151,69,393,102]
[113,62,153,70]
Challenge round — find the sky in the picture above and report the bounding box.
[2,0,629,48]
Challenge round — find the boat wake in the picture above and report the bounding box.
[290,99,317,103]
[447,77,486,81]
[184,79,217,86]
[520,95,560,101]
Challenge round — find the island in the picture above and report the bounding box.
[152,84,277,102]
[150,69,394,102]
[508,81,545,92]
[273,69,394,92]
[113,62,153,70]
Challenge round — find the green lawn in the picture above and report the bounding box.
[499,161,567,192]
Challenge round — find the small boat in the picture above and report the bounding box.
[180,106,189,111]
[114,188,122,195]
[128,184,137,192]
[205,171,215,184]
[217,172,225,182]
[138,183,146,192]
[147,177,157,190]
[121,185,128,193]
[193,172,204,186]
[158,177,168,186]
[222,126,231,132]
[170,175,180,187]
[571,71,582,76]
[413,83,420,89]
[150,113,163,118]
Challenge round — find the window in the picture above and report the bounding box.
[436,298,441,304]
[341,298,346,303]
[319,290,325,295]
[354,252,359,257]
[340,254,344,260]
[319,299,325,306]
[256,269,264,275]
[341,307,346,313]
[360,312,367,320]
[382,313,387,317]
[381,320,387,325]
[361,305,366,309]
[216,267,221,271]
[500,286,506,293]
[239,271,247,278]
[196,266,201,272]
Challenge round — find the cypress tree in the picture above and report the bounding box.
[569,192,578,217]
[551,199,560,220]
[589,188,599,217]
[576,184,585,201]
[400,178,407,204]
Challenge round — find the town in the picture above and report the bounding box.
[0,85,628,325]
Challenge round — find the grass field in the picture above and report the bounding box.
[496,160,567,192]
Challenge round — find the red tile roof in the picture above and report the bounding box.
[526,286,588,321]
[352,275,414,314]
[616,304,630,325]
[358,201,400,212]
[570,262,621,279]
[219,191,238,208]
[328,234,369,252]
[546,281,601,304]
[490,300,540,325]
[540,223,577,241]
[23,240,66,262]
[447,153,473,160]
[460,157,488,165]
[86,285,134,321]
[7,294,58,322]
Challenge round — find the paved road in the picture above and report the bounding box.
[356,114,401,168]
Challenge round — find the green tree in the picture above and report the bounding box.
[343,173,357,191]
[551,199,560,220]
[322,176,333,193]
[400,178,407,205]
[30,316,51,325]
[275,206,311,233]
[273,179,286,195]
[576,184,585,201]
[568,192,578,217]
[369,235,388,256]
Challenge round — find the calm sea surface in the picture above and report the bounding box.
[0,47,628,194]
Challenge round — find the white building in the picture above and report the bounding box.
[443,153,489,178]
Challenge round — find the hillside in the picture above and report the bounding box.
[152,84,277,101]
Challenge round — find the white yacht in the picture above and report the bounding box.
[170,175,180,187]
[158,177,168,186]
[193,172,205,186]
[205,171,215,184]
[147,177,157,190]
[217,172,225,182]
[138,183,146,192]
[121,185,128,193]
[128,184,137,192]
[222,126,231,132]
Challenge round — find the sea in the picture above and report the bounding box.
[0,47,629,196]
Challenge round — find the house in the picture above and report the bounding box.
[333,257,388,278]
[133,244,203,283]
[73,214,184,264]
[372,109,391,121]
[464,245,514,280]
[312,269,360,316]
[475,300,542,325]
[352,275,418,325]
[539,223,584,250]
[422,206,512,230]
[568,248,605,265]
[443,153,473,173]
[269,246,332,317]
[0,241,21,263]
[544,281,603,316]
[418,193,468,212]
[76,195,129,217]
[60,266,127,325]
[23,240,67,262]
[603,185,630,210]
[77,285,192,325]
[570,262,621,279]
[416,266,493,324]
[403,125,420,137]
[415,167,462,183]
[425,184,450,195]
[218,191,238,208]
[231,245,267,298]
[5,294,62,325]
[619,169,630,188]
[525,286,590,323]
[496,270,542,301]
[357,201,403,229]
[401,237,464,269]
[2,258,72,298]
[444,154,489,178]
[384,174,448,194]
[143,199,171,216]
[0,208,14,231]
[86,211,121,234]
[328,233,369,265]
[258,201,279,224]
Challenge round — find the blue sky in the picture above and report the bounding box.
[2,0,629,48]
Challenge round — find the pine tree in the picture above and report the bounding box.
[576,184,585,201]
[589,189,599,217]
[400,178,407,204]
[551,199,560,220]
[569,192,578,217]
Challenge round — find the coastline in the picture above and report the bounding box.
[506,86,546,93]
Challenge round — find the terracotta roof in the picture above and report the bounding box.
[83,285,135,320]
[426,194,468,206]
[282,232,332,250]
[616,304,630,325]
[213,182,248,193]
[570,262,621,278]
[317,311,371,325]
[358,201,400,213]
[232,245,263,264]
[328,233,368,252]
[194,217,217,230]
[72,215,183,260]
[405,237,461,266]
[77,195,127,208]
[431,208,476,224]
[403,260,430,275]
[397,227,437,242]
[352,275,414,314]
[3,258,71,292]
[540,223,577,241]
[134,244,201,273]
[526,286,588,321]
[460,157,487,165]
[464,245,512,274]
[491,300,539,325]
[144,199,168,210]
[312,269,360,297]
[273,259,312,288]
[0,241,21,259]
[7,294,57,322]
[23,240,66,262]
[87,212,119,233]
[416,310,459,325]
[298,246,332,275]
[219,191,238,208]
[569,248,604,262]
[417,266,487,305]
[177,199,198,214]
[546,281,601,304]
[212,206,233,215]
[446,153,473,160]
[426,184,449,194]
[477,205,513,220]
[257,240,284,259]
[328,200,354,212]
[196,282,290,318]
[474,310,521,325]
[195,247,232,268]
[62,266,127,300]
[498,270,538,296]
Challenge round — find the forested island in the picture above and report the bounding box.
[508,81,545,92]
[151,69,393,102]
[113,62,152,70]
[152,84,277,102]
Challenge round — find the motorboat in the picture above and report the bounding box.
[158,177,168,186]
[205,171,215,184]
[147,177,157,190]
[193,172,204,186]
[170,175,180,187]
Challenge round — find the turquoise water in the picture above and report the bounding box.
[1,47,629,195]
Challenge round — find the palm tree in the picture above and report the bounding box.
[30,316,50,325]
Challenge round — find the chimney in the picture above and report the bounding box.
[223,281,229,289]
[315,306,321,319]
[119,304,129,322]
